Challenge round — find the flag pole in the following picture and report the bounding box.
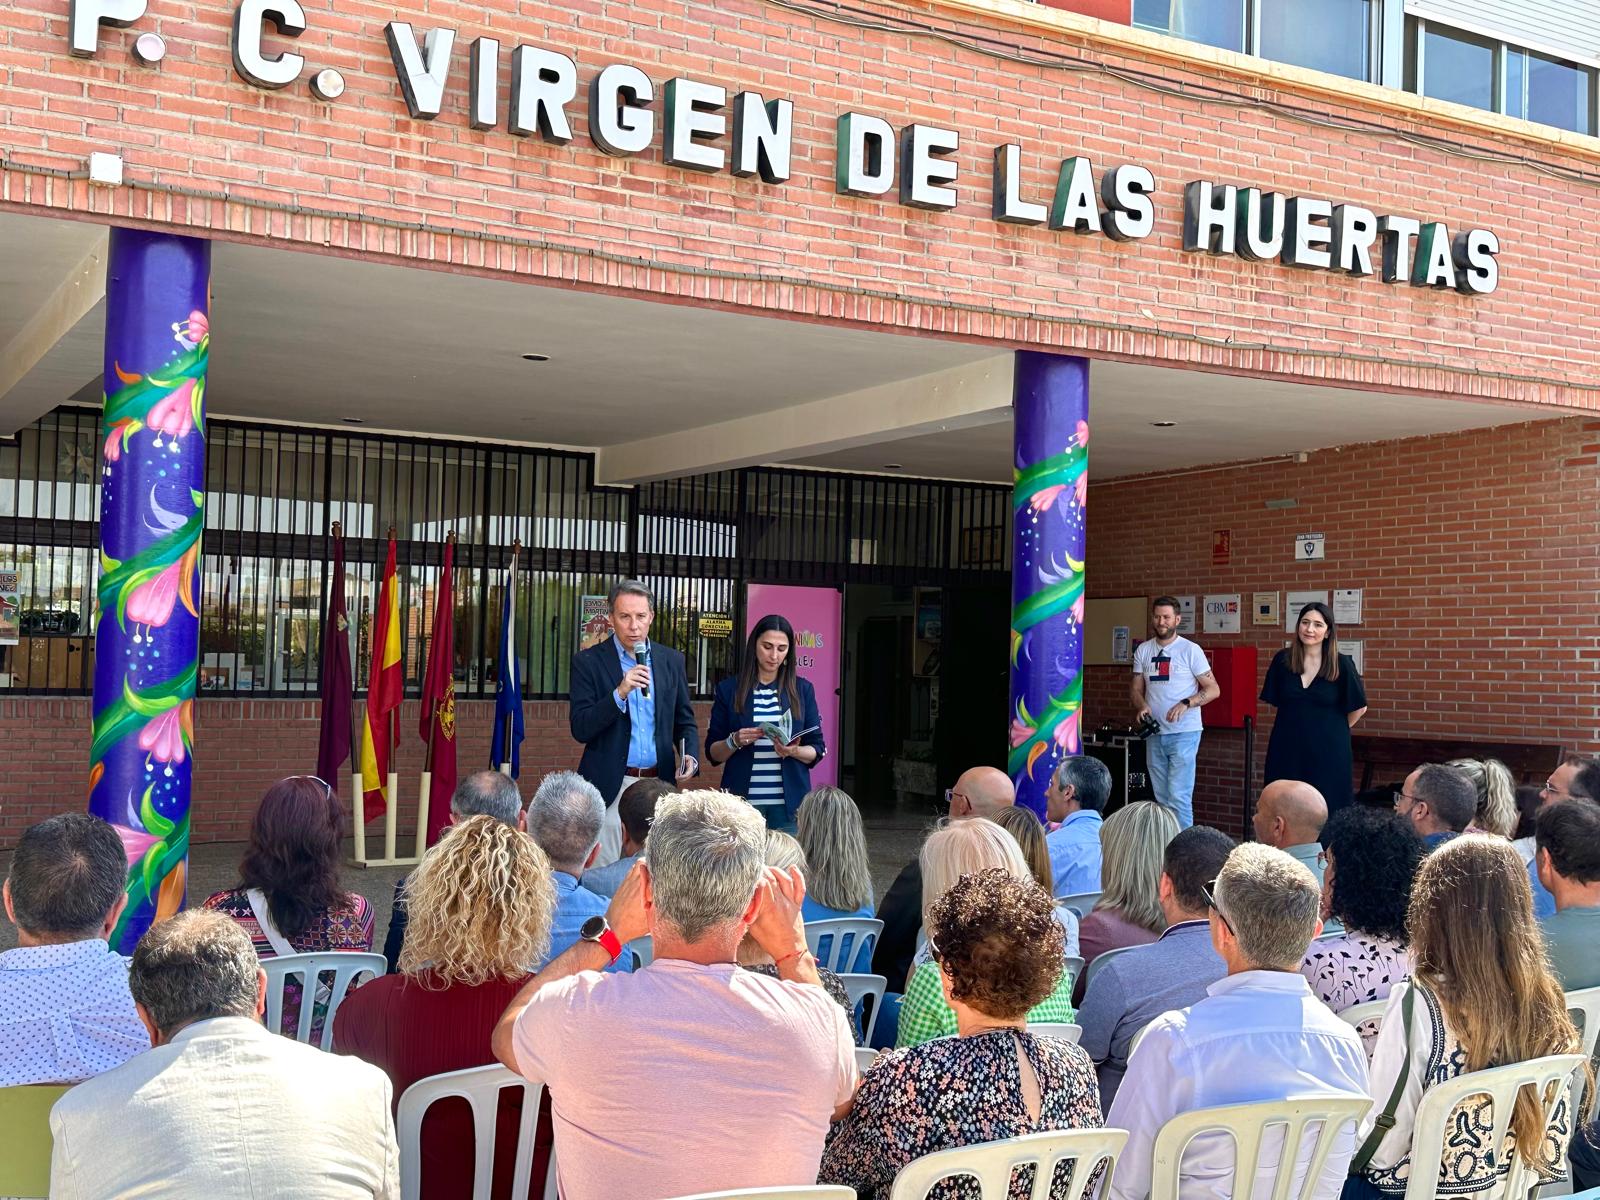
[335,522,367,865]
[500,538,520,775]
[416,531,455,859]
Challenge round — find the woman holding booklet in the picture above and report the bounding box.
[706,614,826,829]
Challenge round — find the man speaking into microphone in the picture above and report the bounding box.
[569,580,699,865]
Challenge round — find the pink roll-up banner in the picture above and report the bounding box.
[745,583,842,789]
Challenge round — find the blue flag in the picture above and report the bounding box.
[490,564,524,777]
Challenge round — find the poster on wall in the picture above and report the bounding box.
[1343,640,1366,674]
[1112,625,1131,664]
[746,583,842,789]
[1203,594,1241,634]
[1285,590,1330,632]
[578,594,612,650]
[1253,591,1280,627]
[0,570,18,645]
[1175,595,1197,634]
[1333,588,1363,625]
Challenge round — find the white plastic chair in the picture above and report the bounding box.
[856,1046,882,1074]
[840,973,888,1047]
[1079,944,1138,995]
[1129,1021,1153,1060]
[1057,892,1101,919]
[1401,1053,1585,1200]
[1062,955,1085,993]
[806,918,882,974]
[666,1188,856,1199]
[629,936,653,970]
[1027,1022,1083,1045]
[889,1127,1128,1200]
[1337,998,1390,1032]
[1149,1095,1372,1200]
[1566,987,1600,1059]
[396,1063,555,1200]
[261,950,385,1049]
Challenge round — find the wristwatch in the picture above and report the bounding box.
[580,915,624,964]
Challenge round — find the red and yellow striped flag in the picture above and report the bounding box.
[360,533,403,823]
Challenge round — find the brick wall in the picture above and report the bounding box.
[1082,415,1600,834]
[3,0,1598,409]
[0,698,721,847]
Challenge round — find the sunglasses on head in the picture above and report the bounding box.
[1200,876,1234,936]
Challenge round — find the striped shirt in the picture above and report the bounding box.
[747,686,786,806]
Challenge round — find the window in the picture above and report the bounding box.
[1135,0,1373,82]
[1407,18,1597,136]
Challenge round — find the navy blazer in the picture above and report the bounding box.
[569,639,699,802]
[706,675,825,814]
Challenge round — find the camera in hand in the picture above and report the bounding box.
[1135,713,1161,739]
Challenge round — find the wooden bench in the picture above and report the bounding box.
[1353,734,1564,793]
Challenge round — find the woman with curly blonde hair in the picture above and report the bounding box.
[333,815,557,1198]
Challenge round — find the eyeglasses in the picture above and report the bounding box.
[1392,790,1424,811]
[926,930,941,962]
[1200,876,1234,935]
[1540,779,1571,799]
[944,788,971,809]
[287,774,335,800]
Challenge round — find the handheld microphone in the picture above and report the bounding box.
[634,640,651,699]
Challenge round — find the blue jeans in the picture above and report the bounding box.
[1146,730,1201,828]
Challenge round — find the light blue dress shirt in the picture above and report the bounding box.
[1530,856,1557,918]
[547,872,631,975]
[612,638,657,771]
[1045,809,1104,898]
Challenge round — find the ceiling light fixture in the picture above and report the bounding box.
[1150,420,1177,428]
[883,463,903,470]
[521,353,551,362]
[340,416,365,424]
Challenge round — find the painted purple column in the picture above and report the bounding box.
[1009,351,1088,821]
[89,229,210,951]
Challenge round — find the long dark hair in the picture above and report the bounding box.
[1288,601,1341,682]
[735,614,802,713]
[238,776,348,939]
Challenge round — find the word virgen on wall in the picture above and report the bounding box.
[68,0,1502,294]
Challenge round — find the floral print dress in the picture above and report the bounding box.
[819,1028,1104,1200]
[1300,930,1410,1055]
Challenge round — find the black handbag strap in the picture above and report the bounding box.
[1349,982,1417,1177]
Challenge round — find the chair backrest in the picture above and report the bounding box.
[1061,955,1085,994]
[1128,1021,1153,1060]
[1337,997,1390,1051]
[1567,987,1600,1059]
[889,1127,1129,1200]
[839,973,888,1047]
[666,1188,857,1199]
[806,918,882,975]
[261,950,386,1049]
[1149,1095,1372,1200]
[397,1063,552,1200]
[1402,1053,1585,1200]
[629,936,654,970]
[1057,892,1101,919]
[1079,944,1138,995]
[856,1046,882,1074]
[0,1084,71,1198]
[1027,1023,1083,1045]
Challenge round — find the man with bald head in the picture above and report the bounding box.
[872,766,1016,992]
[1252,780,1329,886]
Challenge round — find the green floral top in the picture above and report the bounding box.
[896,960,1076,1048]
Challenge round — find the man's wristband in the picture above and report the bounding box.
[772,947,812,969]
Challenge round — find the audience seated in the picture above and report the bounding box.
[1107,842,1369,1200]
[1533,799,1600,989]
[203,775,374,1038]
[1510,783,1542,865]
[1076,801,1180,991]
[1077,825,1234,1109]
[584,776,676,899]
[383,769,527,969]
[527,770,631,974]
[1252,780,1328,885]
[1346,834,1582,1200]
[1528,753,1600,918]
[873,765,1015,992]
[334,815,558,1199]
[0,812,146,1085]
[50,909,398,1198]
[994,804,1056,893]
[1300,806,1423,1053]
[795,784,877,924]
[1393,762,1476,850]
[1044,755,1111,897]
[819,868,1103,1199]
[1446,756,1517,839]
[737,830,857,1022]
[492,789,855,1200]
[897,819,1079,1047]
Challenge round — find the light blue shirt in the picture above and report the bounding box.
[1530,856,1557,918]
[1046,809,1104,898]
[547,872,631,975]
[613,638,657,771]
[582,854,638,899]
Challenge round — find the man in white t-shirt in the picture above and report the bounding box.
[1131,596,1220,829]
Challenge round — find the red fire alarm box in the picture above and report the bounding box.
[1201,645,1259,729]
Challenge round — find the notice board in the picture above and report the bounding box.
[1084,597,1150,666]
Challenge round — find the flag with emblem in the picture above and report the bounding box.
[418,536,457,847]
[315,525,353,786]
[360,531,403,823]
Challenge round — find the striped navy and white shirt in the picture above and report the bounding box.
[746,685,786,808]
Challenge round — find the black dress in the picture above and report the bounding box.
[1260,650,1367,815]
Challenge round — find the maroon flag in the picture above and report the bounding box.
[315,525,354,785]
[419,537,457,847]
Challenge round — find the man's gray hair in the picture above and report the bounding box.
[608,579,655,610]
[129,910,261,1036]
[1054,755,1112,814]
[1214,842,1322,970]
[527,770,605,872]
[645,790,765,942]
[451,770,523,827]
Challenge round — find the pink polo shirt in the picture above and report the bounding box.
[511,958,856,1200]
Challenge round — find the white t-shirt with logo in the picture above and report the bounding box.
[1132,635,1210,734]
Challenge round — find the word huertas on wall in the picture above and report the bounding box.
[68,0,1502,295]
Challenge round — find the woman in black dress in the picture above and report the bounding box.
[1261,602,1368,816]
